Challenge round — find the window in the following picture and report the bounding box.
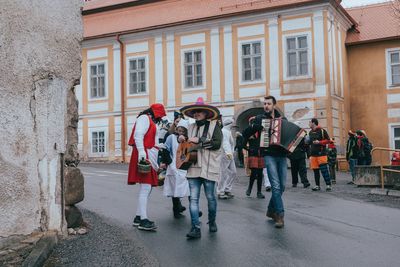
[394,127,400,149]
[89,63,106,98]
[286,36,308,77]
[129,57,146,94]
[92,131,105,153]
[241,42,262,82]
[184,50,203,88]
[389,50,400,86]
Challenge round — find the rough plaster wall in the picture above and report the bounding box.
[0,0,82,237]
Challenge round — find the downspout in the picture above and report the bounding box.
[117,34,126,162]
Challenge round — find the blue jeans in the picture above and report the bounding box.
[349,159,357,180]
[264,156,287,216]
[188,178,217,227]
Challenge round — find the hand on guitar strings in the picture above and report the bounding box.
[188,137,200,144]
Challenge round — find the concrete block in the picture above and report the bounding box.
[370,188,388,196]
[21,232,57,267]
[388,190,400,197]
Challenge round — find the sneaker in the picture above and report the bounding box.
[347,181,354,185]
[138,219,157,231]
[208,221,218,233]
[257,192,265,199]
[179,206,186,212]
[265,186,271,192]
[218,193,228,199]
[312,186,321,191]
[225,192,234,199]
[246,189,251,196]
[186,226,201,239]
[132,216,141,227]
[292,184,297,188]
[303,183,311,188]
[326,185,332,191]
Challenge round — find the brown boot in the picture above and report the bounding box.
[275,214,284,228]
[266,210,276,221]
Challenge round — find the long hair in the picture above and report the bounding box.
[137,108,158,123]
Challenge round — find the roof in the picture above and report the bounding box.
[346,2,400,45]
[83,0,354,39]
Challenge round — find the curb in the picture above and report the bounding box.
[370,188,388,196]
[22,232,58,267]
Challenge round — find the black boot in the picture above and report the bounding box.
[186,226,201,239]
[172,197,183,219]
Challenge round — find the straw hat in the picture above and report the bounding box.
[180,97,220,120]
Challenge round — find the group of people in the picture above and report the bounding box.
[346,130,373,182]
[126,95,359,238]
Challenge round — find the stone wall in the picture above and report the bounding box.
[0,0,82,237]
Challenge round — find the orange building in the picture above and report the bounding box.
[76,0,399,162]
[346,2,400,162]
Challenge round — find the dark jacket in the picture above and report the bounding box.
[346,135,359,160]
[242,128,261,157]
[309,127,330,157]
[235,135,245,151]
[288,138,307,160]
[245,109,288,157]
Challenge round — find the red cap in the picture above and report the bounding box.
[150,103,166,119]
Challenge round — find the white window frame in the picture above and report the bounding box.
[282,32,313,81]
[181,47,206,91]
[386,48,400,89]
[238,38,266,85]
[87,60,108,101]
[89,128,108,157]
[389,123,400,150]
[126,55,149,96]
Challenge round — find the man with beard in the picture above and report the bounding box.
[246,95,288,228]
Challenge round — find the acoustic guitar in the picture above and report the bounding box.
[176,141,200,170]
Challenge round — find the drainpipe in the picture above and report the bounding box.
[117,34,126,162]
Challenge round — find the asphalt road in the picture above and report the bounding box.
[79,163,400,267]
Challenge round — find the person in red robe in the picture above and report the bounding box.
[128,103,166,231]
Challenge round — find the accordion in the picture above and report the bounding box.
[260,118,306,153]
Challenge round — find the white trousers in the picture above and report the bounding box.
[217,156,237,194]
[135,184,152,219]
[263,168,271,187]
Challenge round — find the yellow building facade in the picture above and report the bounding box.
[77,0,354,162]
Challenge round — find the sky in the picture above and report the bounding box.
[341,0,391,8]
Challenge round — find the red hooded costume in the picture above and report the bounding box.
[127,103,166,186]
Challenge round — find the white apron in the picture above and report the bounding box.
[163,135,190,198]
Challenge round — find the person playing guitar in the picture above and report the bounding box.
[179,97,222,239]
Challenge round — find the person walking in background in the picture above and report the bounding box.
[235,132,245,168]
[308,118,332,192]
[128,103,167,231]
[327,139,337,184]
[346,130,359,183]
[161,119,190,219]
[217,118,237,199]
[288,138,310,188]
[243,117,265,199]
[357,130,373,166]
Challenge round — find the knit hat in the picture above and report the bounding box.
[223,118,234,126]
[176,119,189,130]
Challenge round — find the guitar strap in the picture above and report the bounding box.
[195,121,210,141]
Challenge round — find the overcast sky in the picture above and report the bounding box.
[341,0,391,8]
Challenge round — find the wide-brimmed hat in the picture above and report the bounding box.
[180,97,220,120]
